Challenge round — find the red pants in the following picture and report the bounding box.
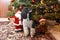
[15,25,23,29]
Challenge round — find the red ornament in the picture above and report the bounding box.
[11,0,14,2]
[8,17,10,20]
[53,4,57,9]
[19,5,23,11]
[32,0,35,3]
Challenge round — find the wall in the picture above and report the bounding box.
[0,0,10,17]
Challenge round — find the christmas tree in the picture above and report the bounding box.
[7,0,60,20]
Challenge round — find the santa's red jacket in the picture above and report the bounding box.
[12,16,23,31]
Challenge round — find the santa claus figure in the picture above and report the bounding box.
[12,10,23,32]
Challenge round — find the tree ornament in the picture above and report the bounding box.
[51,5,53,8]
[53,4,57,9]
[41,0,44,4]
[11,0,14,2]
[8,17,10,20]
[8,7,12,11]
[12,6,15,10]
[32,0,35,4]
[19,5,23,11]
[8,6,14,11]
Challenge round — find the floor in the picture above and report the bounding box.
[0,21,60,40]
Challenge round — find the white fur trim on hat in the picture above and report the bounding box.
[39,19,46,22]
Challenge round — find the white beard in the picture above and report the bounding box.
[15,11,21,19]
